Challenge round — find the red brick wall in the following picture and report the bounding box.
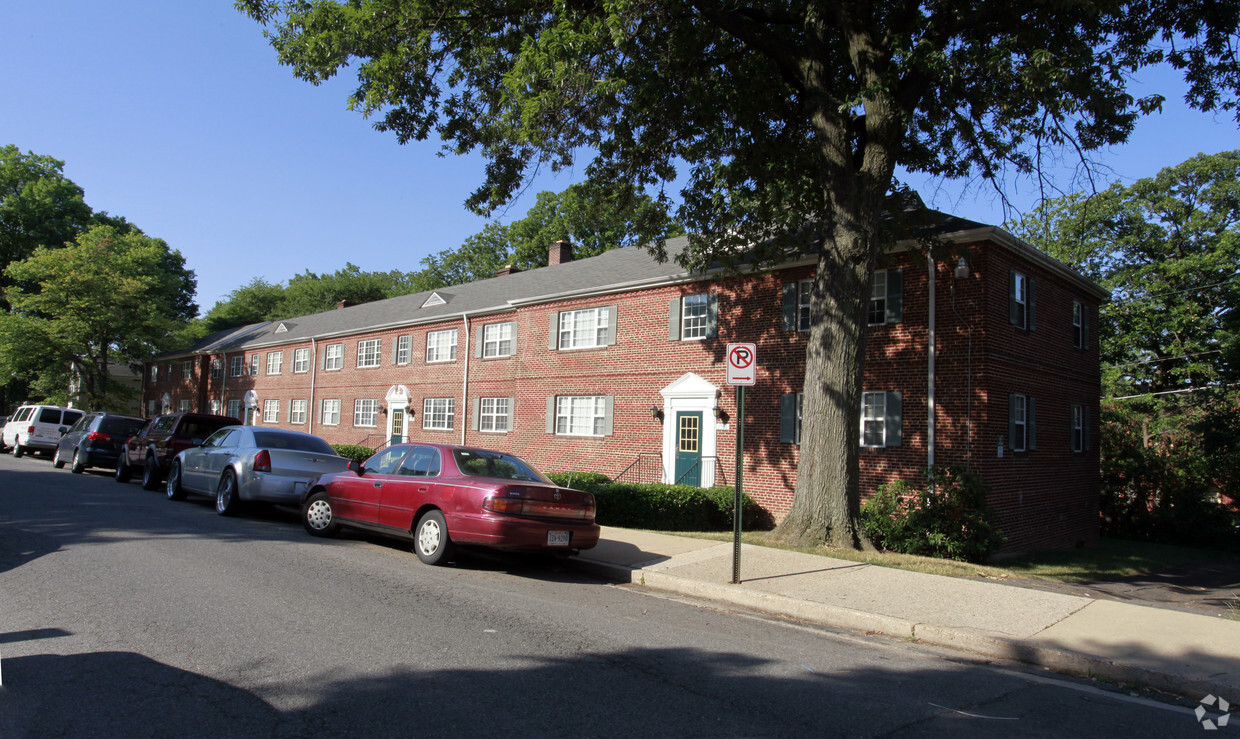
[145,240,1101,553]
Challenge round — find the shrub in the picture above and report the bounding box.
[547,471,614,488]
[331,444,375,464]
[861,466,1006,562]
[547,472,771,531]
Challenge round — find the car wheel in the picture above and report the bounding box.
[414,510,454,566]
[71,449,86,474]
[53,447,66,469]
[165,460,186,501]
[115,455,132,483]
[142,456,162,491]
[13,443,25,459]
[216,469,241,516]
[302,491,339,537]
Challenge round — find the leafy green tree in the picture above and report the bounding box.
[0,225,198,410]
[279,263,403,317]
[199,277,287,333]
[241,0,1240,548]
[1011,150,1240,398]
[0,146,93,290]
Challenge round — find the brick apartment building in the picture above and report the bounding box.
[145,216,1106,553]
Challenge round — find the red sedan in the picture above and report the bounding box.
[301,443,600,565]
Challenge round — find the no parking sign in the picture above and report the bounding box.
[726,343,757,385]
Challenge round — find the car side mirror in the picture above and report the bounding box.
[58,427,68,436]
[348,460,364,476]
[191,437,204,446]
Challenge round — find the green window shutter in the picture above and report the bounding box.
[391,338,399,364]
[546,396,556,433]
[509,323,517,356]
[471,398,480,431]
[1009,271,1019,325]
[475,328,484,358]
[779,393,797,443]
[548,313,560,350]
[706,293,719,338]
[1028,396,1037,450]
[782,283,797,331]
[604,306,618,346]
[602,396,614,436]
[1083,405,1090,451]
[503,398,514,431]
[886,269,903,323]
[885,391,902,447]
[668,297,681,340]
[1083,306,1089,349]
[1028,278,1037,331]
[1008,394,1017,449]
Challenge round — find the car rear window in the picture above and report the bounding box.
[453,449,548,482]
[100,417,145,436]
[251,431,335,454]
[62,410,83,425]
[37,408,61,424]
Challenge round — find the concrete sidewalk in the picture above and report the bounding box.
[569,527,1240,700]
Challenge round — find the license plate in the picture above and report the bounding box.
[547,531,571,547]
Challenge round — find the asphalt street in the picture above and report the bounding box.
[0,452,1212,737]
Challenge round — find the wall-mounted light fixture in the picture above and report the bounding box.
[954,256,969,279]
[712,405,728,422]
[650,405,663,421]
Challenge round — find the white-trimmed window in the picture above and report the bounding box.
[289,399,307,425]
[263,399,280,423]
[474,397,512,432]
[1008,393,1036,452]
[779,392,804,444]
[555,306,615,350]
[357,339,381,368]
[860,391,903,448]
[423,397,455,430]
[231,356,244,377]
[249,355,259,376]
[323,343,344,371]
[320,399,341,426]
[782,281,813,331]
[1010,271,1035,330]
[669,294,718,341]
[868,269,903,325]
[480,322,515,358]
[149,365,158,383]
[426,329,458,363]
[1073,301,1088,349]
[266,352,283,375]
[181,362,192,380]
[354,399,379,427]
[395,335,412,365]
[293,347,311,373]
[210,359,222,379]
[552,395,612,436]
[209,399,221,415]
[227,399,242,419]
[179,399,192,413]
[1071,403,1088,453]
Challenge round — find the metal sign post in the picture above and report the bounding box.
[725,343,756,584]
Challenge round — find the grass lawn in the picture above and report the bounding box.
[653,530,1239,584]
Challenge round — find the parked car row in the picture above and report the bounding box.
[11,407,601,566]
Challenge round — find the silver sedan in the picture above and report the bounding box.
[166,426,351,516]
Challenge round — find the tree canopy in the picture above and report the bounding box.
[241,0,1240,547]
[0,225,198,410]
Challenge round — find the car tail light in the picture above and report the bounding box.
[483,492,596,521]
[86,431,113,443]
[254,449,271,473]
[26,425,34,434]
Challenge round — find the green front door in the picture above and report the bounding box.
[673,411,702,486]
[389,408,404,446]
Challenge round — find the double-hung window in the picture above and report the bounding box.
[227,399,242,419]
[860,392,903,447]
[289,399,307,425]
[473,397,512,432]
[323,343,344,371]
[426,329,458,363]
[179,399,192,413]
[1073,301,1089,348]
[1071,403,1089,452]
[551,395,613,436]
[149,366,158,383]
[357,339,381,368]
[554,306,616,350]
[210,359,222,379]
[423,397,455,430]
[394,335,412,365]
[1010,271,1036,330]
[1008,394,1037,452]
[263,399,280,423]
[868,269,904,325]
[266,352,282,375]
[181,362,192,380]
[293,347,311,373]
[231,356,244,377]
[354,399,378,427]
[779,392,804,444]
[781,281,813,331]
[319,399,341,426]
[249,355,259,376]
[669,294,718,340]
[480,322,515,358]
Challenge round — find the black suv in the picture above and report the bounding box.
[54,412,147,474]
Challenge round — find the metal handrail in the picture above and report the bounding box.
[357,433,388,451]
[612,452,662,484]
[673,456,726,487]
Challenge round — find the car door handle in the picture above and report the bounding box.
[373,482,383,488]
[418,487,429,493]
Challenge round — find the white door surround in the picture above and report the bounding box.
[385,384,412,443]
[659,372,721,486]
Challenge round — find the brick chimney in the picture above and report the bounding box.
[495,264,521,277]
[548,239,573,266]
[336,299,355,310]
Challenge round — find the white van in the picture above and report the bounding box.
[2,404,86,458]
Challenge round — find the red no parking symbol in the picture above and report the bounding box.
[726,342,757,386]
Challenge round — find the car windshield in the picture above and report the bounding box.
[251,431,335,454]
[452,449,549,483]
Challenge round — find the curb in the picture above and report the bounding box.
[569,556,1239,700]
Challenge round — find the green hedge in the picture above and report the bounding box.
[331,444,375,464]
[548,472,772,531]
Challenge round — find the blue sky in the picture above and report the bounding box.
[4,2,1237,314]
